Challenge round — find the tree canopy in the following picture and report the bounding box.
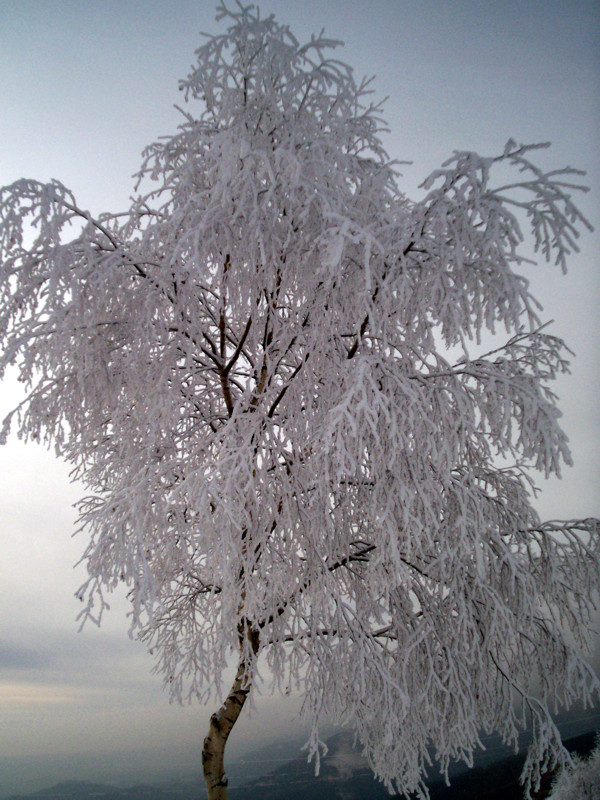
[1,4,599,798]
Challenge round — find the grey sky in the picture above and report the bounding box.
[0,1,599,794]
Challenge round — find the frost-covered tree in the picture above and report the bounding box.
[1,4,599,799]
[548,737,600,800]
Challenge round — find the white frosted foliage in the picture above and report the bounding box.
[0,4,599,798]
[548,738,600,800]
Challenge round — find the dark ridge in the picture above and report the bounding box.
[4,730,597,800]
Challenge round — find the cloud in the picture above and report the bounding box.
[0,641,47,672]
[0,681,96,707]
[0,599,163,716]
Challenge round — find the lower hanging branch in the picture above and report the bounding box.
[202,622,260,800]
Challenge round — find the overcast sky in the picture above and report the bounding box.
[0,1,599,795]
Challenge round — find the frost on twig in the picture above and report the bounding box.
[547,735,600,800]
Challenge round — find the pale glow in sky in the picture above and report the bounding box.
[0,0,598,795]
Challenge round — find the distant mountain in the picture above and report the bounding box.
[221,729,312,788]
[231,706,600,799]
[3,779,203,800]
[4,710,599,800]
[234,729,599,800]
[230,729,390,799]
[425,731,598,800]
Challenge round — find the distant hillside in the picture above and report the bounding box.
[231,729,390,798]
[3,780,201,800]
[4,717,599,800]
[232,729,599,800]
[424,731,598,800]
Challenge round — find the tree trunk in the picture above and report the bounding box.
[202,626,258,800]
